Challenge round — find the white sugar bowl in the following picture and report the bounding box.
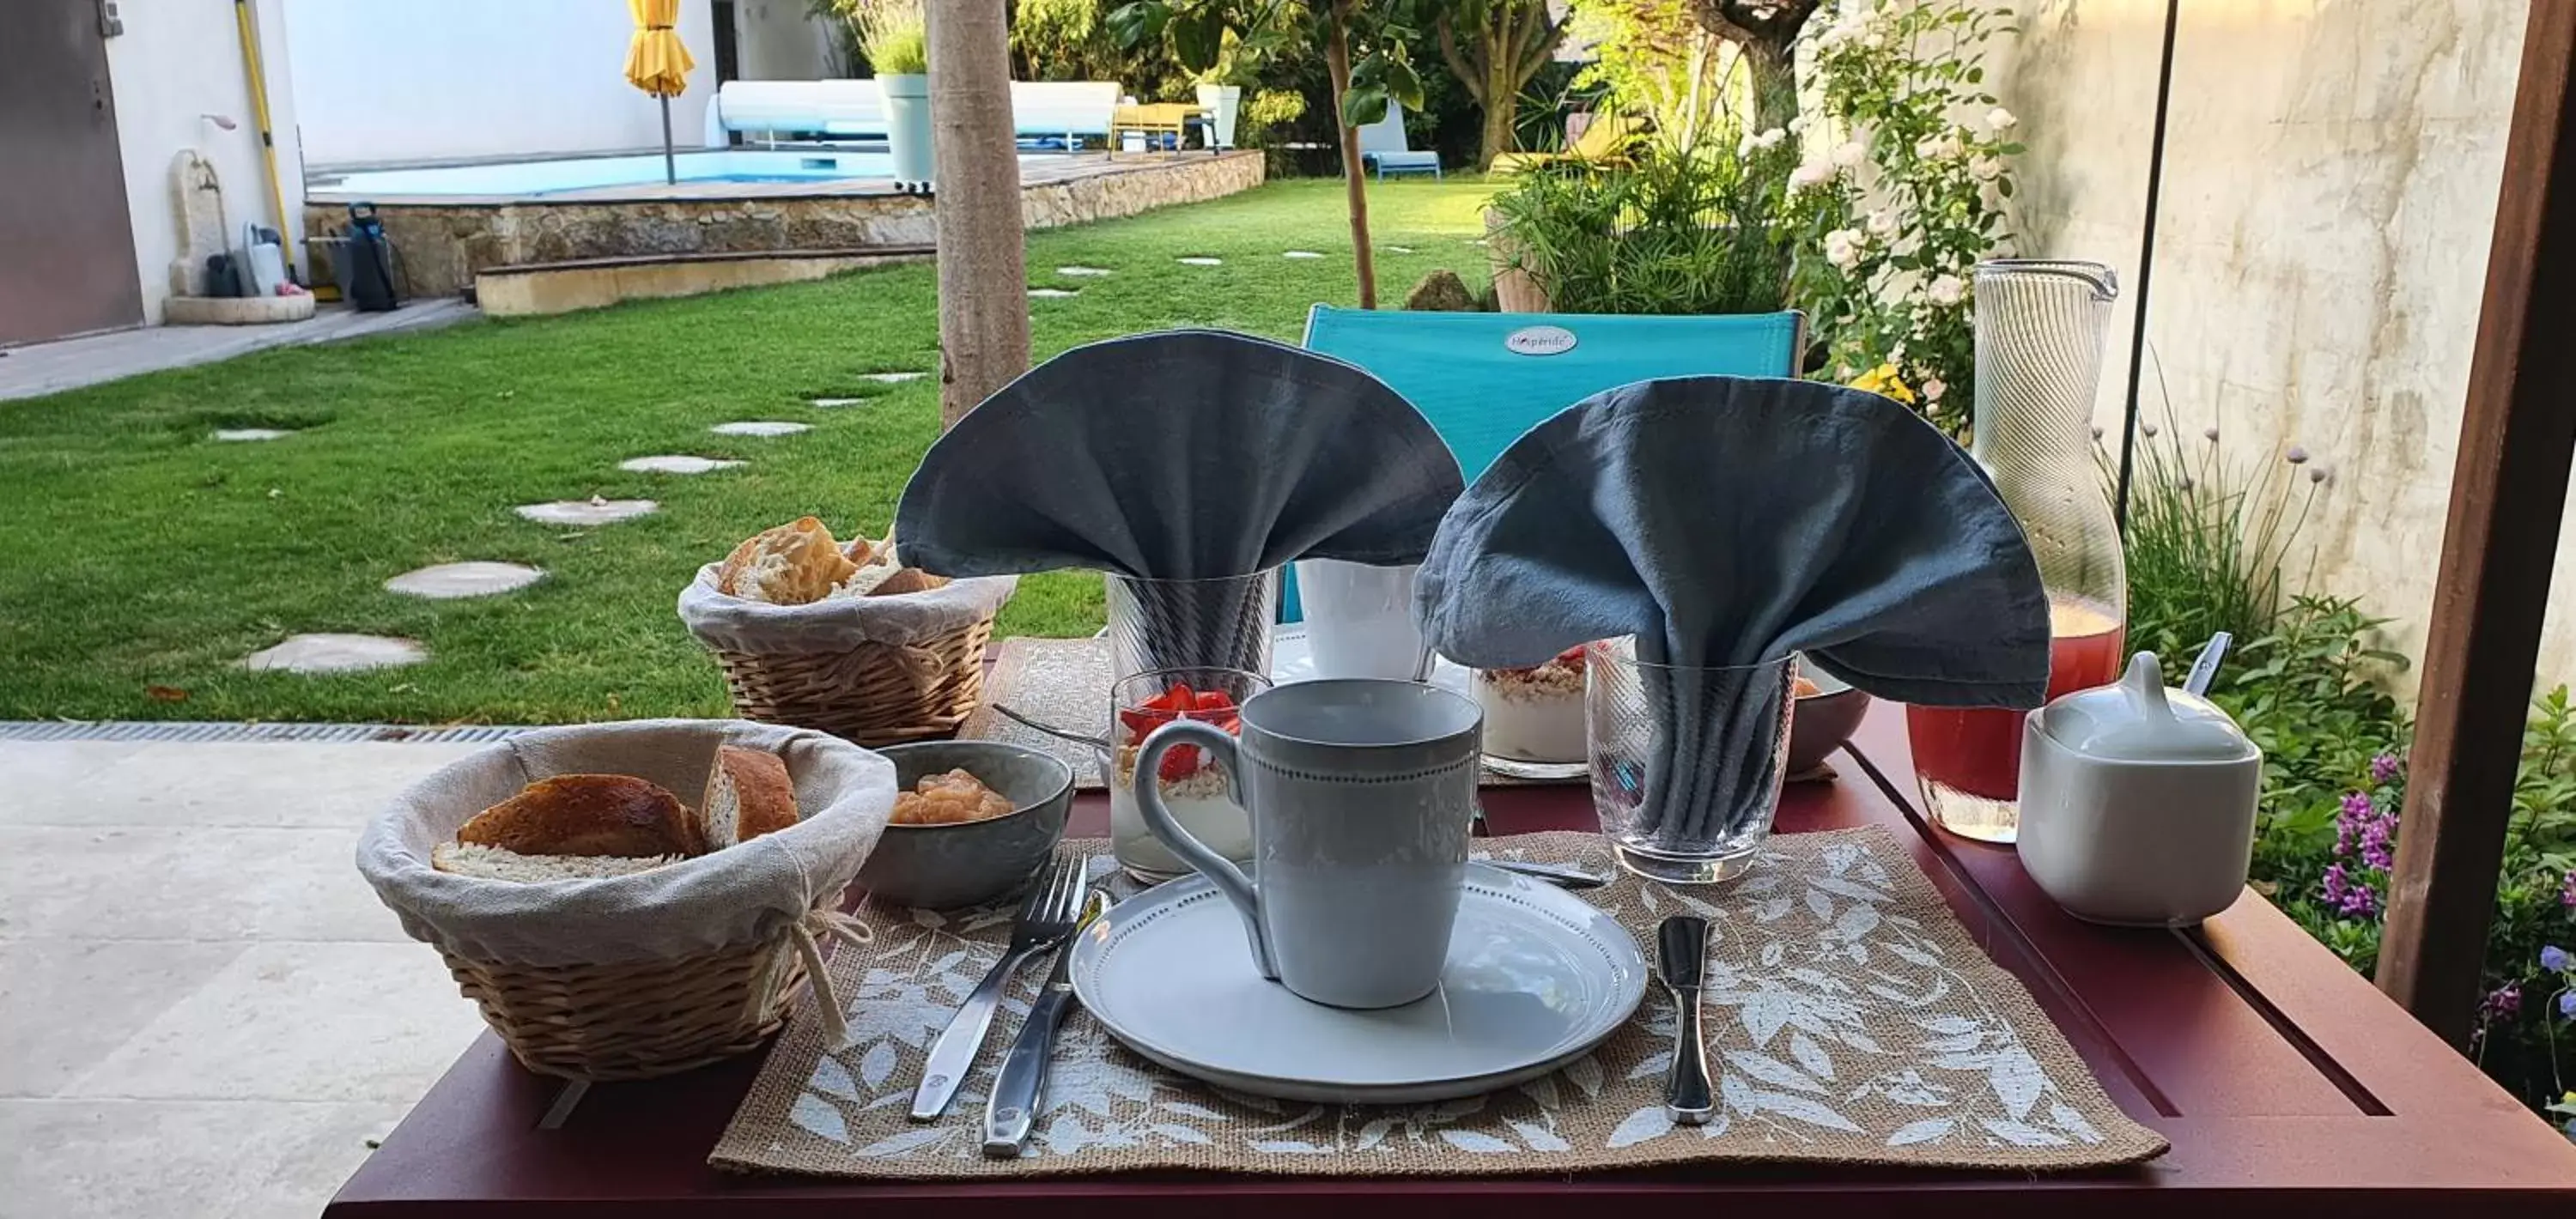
[2016,652,2263,927]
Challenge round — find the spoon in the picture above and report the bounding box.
[2184,631,2233,697]
[990,702,1110,751]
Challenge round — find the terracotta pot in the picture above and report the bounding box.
[1482,209,1552,312]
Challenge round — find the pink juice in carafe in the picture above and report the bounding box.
[1905,597,2123,843]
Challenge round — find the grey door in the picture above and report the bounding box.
[1,0,143,345]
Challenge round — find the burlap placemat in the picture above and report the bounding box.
[712,829,2165,1178]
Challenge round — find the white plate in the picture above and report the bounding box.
[1071,863,1647,1104]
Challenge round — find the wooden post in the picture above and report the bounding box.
[1324,3,1378,310]
[2374,0,2576,1047]
[927,0,1030,429]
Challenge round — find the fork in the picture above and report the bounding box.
[909,855,1089,1120]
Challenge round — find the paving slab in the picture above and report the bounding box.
[240,634,426,674]
[0,939,246,1095]
[212,428,294,442]
[617,455,743,475]
[0,298,477,403]
[383,561,544,599]
[515,498,656,525]
[860,371,926,384]
[709,421,811,437]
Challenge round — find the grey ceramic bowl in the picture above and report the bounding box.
[1788,666,1873,775]
[857,741,1075,910]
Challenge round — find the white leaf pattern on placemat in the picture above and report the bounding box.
[1886,1117,1953,1146]
[1510,1119,1573,1152]
[1788,1031,1837,1082]
[791,1092,850,1143]
[1725,1050,1826,1095]
[858,1041,898,1091]
[1980,1119,2069,1147]
[1607,1106,1674,1148]
[809,1055,859,1101]
[1755,1090,1862,1132]
[1442,1130,1516,1153]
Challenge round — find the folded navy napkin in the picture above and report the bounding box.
[1414,377,2049,842]
[894,331,1465,580]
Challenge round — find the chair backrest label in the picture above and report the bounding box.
[1504,325,1577,357]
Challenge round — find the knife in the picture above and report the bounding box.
[1656,914,1715,1125]
[1485,858,1610,890]
[982,893,1103,1156]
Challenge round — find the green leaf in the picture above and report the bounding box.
[1104,1,1170,48]
[1340,83,1390,128]
[1170,8,1224,70]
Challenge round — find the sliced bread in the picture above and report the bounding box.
[701,745,799,849]
[431,841,684,882]
[455,773,703,858]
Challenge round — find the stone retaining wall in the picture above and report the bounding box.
[310,150,1265,299]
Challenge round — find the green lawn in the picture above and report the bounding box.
[0,178,1498,724]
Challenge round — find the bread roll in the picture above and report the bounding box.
[717,517,860,605]
[701,745,799,849]
[456,774,702,858]
[431,841,683,882]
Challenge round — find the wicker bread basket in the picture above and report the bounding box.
[356,720,897,1082]
[679,565,1017,749]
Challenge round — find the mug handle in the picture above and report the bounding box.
[1133,719,1276,980]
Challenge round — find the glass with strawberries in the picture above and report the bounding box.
[1103,666,1271,882]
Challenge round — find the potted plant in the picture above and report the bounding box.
[1193,31,1255,149]
[854,0,933,192]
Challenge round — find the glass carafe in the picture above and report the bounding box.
[1906,259,2127,844]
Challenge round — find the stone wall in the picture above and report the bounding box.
[1991,0,2570,693]
[309,150,1267,299]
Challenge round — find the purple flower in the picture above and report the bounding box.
[2482,985,2523,1020]
[2561,870,2575,908]
[2324,862,2351,905]
[2286,445,2311,464]
[2370,753,2403,785]
[2338,885,2380,919]
[2360,825,2393,871]
[2544,944,2573,973]
[2202,426,2221,442]
[2142,421,2160,438]
[2562,991,2576,1019]
[2341,790,2374,822]
[2310,466,2330,484]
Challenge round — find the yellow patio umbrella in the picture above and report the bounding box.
[623,0,696,185]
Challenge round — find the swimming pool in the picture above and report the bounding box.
[307,149,1065,198]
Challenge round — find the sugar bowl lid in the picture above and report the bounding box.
[2036,652,2254,763]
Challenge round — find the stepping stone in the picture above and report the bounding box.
[711,421,812,437]
[213,428,292,442]
[515,498,657,526]
[1282,250,1324,259]
[862,372,926,384]
[240,634,426,674]
[1382,246,1416,254]
[618,455,743,475]
[1057,266,1114,276]
[1177,257,1223,266]
[384,561,546,600]
[1028,288,1079,299]
[809,397,869,408]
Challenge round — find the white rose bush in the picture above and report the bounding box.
[1789,0,2025,436]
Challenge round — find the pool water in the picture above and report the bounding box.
[307,149,1060,197]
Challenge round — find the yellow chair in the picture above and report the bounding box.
[1110,103,1199,153]
[1491,112,1638,174]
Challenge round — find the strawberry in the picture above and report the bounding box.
[1157,743,1203,783]
[1193,688,1236,712]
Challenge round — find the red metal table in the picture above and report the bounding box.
[328,703,2576,1216]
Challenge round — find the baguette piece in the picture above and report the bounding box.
[701,746,799,849]
[456,774,703,858]
[431,841,684,882]
[717,516,859,605]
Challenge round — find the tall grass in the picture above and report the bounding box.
[846,0,928,75]
[1485,126,1803,316]
[2108,417,2321,683]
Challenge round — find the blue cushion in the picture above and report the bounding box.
[1280,306,1803,620]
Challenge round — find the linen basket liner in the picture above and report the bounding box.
[712,828,2166,1178]
[677,565,1018,654]
[356,719,896,970]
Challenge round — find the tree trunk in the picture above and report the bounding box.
[927,0,1030,429]
[1737,33,1798,132]
[1479,57,1515,171]
[1325,5,1377,309]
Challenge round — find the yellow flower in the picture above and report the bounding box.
[1850,363,1916,405]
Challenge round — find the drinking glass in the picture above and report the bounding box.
[1101,665,1270,882]
[1103,570,1280,682]
[1587,639,1796,884]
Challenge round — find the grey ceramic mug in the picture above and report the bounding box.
[1134,678,1483,1009]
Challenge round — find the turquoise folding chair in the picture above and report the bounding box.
[1284,306,1805,620]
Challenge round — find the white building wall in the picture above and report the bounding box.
[283,0,720,166]
[734,0,837,80]
[1992,0,2573,691]
[102,0,308,324]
